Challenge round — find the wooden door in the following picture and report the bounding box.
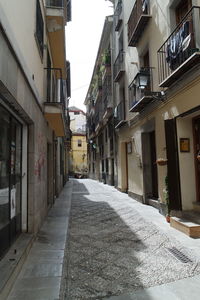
[165,119,182,210]
[149,131,158,198]
[193,117,200,202]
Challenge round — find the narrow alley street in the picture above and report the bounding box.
[61,179,200,300]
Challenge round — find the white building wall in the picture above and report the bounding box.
[0,0,45,102]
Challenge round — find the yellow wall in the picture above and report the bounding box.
[70,135,87,174]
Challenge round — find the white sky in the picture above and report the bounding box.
[65,0,114,112]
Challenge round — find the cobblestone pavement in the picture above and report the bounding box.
[61,179,200,300]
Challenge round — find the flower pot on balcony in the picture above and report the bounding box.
[156,158,168,166]
[166,214,170,223]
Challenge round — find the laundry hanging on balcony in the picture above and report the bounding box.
[166,21,191,70]
[142,0,148,12]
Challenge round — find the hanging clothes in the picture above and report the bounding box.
[142,0,148,13]
[166,21,191,70]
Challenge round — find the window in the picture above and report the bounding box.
[78,140,82,147]
[102,160,104,172]
[36,0,44,57]
[74,111,80,115]
[106,159,109,174]
[105,128,108,143]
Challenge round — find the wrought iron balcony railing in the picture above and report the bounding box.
[114,0,122,31]
[113,50,125,82]
[94,113,99,128]
[45,68,66,107]
[114,101,126,129]
[128,0,151,47]
[87,119,95,136]
[129,67,154,112]
[94,100,104,131]
[46,0,64,8]
[87,99,95,115]
[102,75,112,114]
[158,6,200,87]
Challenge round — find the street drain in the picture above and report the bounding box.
[166,247,193,263]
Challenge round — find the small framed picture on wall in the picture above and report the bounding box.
[180,138,190,152]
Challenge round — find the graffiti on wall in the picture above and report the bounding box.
[34,133,46,179]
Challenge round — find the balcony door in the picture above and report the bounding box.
[175,0,192,24]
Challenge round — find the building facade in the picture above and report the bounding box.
[0,0,71,258]
[69,106,87,177]
[85,0,200,227]
[85,15,116,185]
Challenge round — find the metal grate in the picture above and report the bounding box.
[166,247,193,263]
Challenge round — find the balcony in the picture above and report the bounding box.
[89,123,95,137]
[158,6,200,87]
[87,99,95,116]
[114,101,126,129]
[44,68,66,136]
[129,68,154,112]
[87,118,95,138]
[114,0,122,31]
[102,57,111,82]
[102,74,113,121]
[113,50,125,82]
[45,0,67,78]
[94,102,103,133]
[92,77,102,103]
[128,0,151,47]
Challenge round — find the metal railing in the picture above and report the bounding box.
[157,6,200,84]
[128,0,149,43]
[102,75,112,113]
[129,67,152,109]
[113,50,125,80]
[114,0,122,30]
[46,0,64,8]
[45,68,66,106]
[88,99,95,114]
[87,119,95,136]
[94,113,99,128]
[115,101,125,125]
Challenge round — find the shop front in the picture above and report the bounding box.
[0,104,22,258]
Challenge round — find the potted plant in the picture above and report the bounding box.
[164,175,170,222]
[102,50,111,67]
[156,158,168,166]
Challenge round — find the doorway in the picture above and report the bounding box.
[142,131,158,203]
[0,105,22,258]
[193,117,200,202]
[149,131,158,199]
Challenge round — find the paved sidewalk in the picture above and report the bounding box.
[6,179,200,300]
[107,274,200,300]
[62,179,200,300]
[7,181,72,300]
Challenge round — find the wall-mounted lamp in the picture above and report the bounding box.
[135,68,150,90]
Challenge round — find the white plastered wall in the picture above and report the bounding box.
[176,117,196,210]
[0,0,45,102]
